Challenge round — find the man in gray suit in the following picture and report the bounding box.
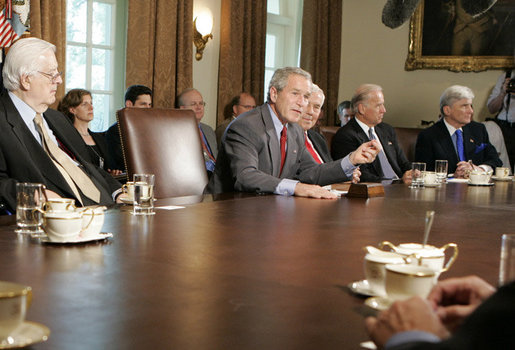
[208,67,380,198]
[177,88,217,175]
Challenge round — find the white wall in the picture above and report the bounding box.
[192,0,221,129]
[339,0,502,127]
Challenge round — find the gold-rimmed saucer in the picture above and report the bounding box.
[0,321,50,349]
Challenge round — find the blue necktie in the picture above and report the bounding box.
[455,129,466,162]
[369,128,398,179]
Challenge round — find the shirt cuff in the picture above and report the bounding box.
[112,188,123,201]
[274,179,299,196]
[341,155,357,178]
[385,331,441,349]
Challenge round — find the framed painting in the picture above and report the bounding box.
[405,0,515,72]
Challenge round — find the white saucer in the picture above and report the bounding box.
[40,232,113,244]
[0,321,50,349]
[424,183,439,187]
[348,280,383,297]
[364,296,393,311]
[492,176,513,181]
[467,182,494,186]
[120,197,134,204]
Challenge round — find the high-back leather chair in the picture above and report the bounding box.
[117,108,208,198]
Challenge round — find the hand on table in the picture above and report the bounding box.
[350,140,381,165]
[351,167,361,184]
[108,169,124,176]
[454,161,480,178]
[402,170,412,184]
[365,297,449,349]
[116,192,129,204]
[427,275,495,332]
[294,183,337,199]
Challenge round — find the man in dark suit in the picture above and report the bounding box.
[298,84,332,163]
[176,88,218,176]
[331,84,412,183]
[365,275,515,349]
[415,85,501,177]
[208,67,380,198]
[0,38,122,212]
[106,85,153,171]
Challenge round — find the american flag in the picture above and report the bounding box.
[0,9,18,47]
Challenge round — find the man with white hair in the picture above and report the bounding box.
[415,85,501,177]
[208,67,380,198]
[298,84,332,163]
[0,37,122,212]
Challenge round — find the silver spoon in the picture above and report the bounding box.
[423,211,435,247]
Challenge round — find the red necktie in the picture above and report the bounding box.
[279,125,287,175]
[305,134,323,164]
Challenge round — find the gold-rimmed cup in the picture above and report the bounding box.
[0,281,32,342]
[384,264,436,301]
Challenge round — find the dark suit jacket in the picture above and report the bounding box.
[200,122,218,158]
[105,122,125,171]
[0,93,121,212]
[207,104,349,194]
[88,131,117,171]
[388,281,515,350]
[415,119,502,173]
[331,118,411,182]
[307,129,332,163]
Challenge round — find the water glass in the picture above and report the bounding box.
[435,160,448,184]
[133,174,155,215]
[410,162,426,189]
[499,234,515,286]
[15,183,47,236]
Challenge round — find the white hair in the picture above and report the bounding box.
[311,83,325,104]
[2,37,56,91]
[439,85,475,115]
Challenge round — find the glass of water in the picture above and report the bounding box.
[435,160,448,184]
[132,174,155,215]
[15,183,47,236]
[410,162,426,189]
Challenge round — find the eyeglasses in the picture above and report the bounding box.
[187,102,206,107]
[37,71,63,83]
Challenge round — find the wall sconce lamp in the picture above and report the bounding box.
[193,12,213,61]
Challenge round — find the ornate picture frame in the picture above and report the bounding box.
[405,0,514,72]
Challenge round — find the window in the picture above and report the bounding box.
[65,0,127,131]
[264,0,303,100]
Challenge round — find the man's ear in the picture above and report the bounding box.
[357,103,366,115]
[20,74,31,91]
[269,87,278,103]
[442,105,451,116]
[125,101,133,108]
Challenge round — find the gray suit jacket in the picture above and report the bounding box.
[207,104,348,194]
[200,122,218,158]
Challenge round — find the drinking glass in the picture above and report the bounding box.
[499,234,515,286]
[435,160,448,184]
[133,174,155,215]
[15,183,47,236]
[410,162,426,189]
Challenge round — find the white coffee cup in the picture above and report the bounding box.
[385,264,436,301]
[43,198,76,213]
[495,167,510,178]
[0,281,32,342]
[41,209,94,242]
[364,250,406,296]
[380,241,458,278]
[76,206,106,239]
[423,171,438,186]
[122,182,135,200]
[469,170,492,185]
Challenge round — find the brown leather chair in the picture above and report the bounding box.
[393,127,422,162]
[117,108,208,198]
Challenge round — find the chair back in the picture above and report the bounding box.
[393,127,422,162]
[117,108,208,198]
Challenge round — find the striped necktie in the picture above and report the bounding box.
[368,128,398,180]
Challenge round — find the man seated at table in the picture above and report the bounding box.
[176,88,218,175]
[0,38,122,212]
[215,92,256,147]
[298,84,332,163]
[415,85,501,177]
[365,275,514,349]
[106,84,153,171]
[207,67,380,199]
[331,84,412,183]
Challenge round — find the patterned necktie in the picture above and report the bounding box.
[34,113,100,203]
[199,128,216,172]
[455,129,466,162]
[305,134,323,164]
[279,125,287,175]
[368,128,398,179]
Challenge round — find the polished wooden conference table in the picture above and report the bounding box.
[1,181,514,349]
